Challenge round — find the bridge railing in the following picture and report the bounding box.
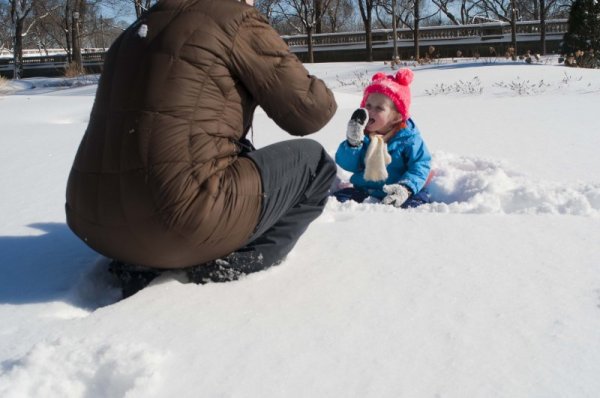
[0,19,569,77]
[0,48,107,59]
[0,52,106,77]
[281,19,568,48]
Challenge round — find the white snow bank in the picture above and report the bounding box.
[334,151,600,216]
[424,152,600,215]
[1,59,600,398]
[0,339,165,398]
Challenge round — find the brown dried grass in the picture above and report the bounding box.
[0,75,9,93]
[64,62,86,78]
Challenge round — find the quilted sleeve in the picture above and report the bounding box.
[335,140,366,173]
[397,135,431,194]
[230,12,337,136]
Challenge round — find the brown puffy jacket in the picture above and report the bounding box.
[65,0,337,269]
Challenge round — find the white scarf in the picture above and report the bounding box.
[364,134,391,182]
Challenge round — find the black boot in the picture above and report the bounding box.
[108,260,163,298]
[185,258,244,285]
[185,250,285,284]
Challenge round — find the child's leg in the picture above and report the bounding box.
[332,187,370,203]
[401,189,431,208]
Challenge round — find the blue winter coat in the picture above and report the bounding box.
[335,118,431,199]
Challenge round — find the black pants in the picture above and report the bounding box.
[233,139,336,273]
[111,139,336,291]
[333,186,431,208]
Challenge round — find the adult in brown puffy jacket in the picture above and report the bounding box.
[65,0,337,297]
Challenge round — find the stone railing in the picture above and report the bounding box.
[0,19,569,76]
[0,51,105,77]
[281,19,568,48]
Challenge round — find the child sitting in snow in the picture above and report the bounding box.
[334,68,432,208]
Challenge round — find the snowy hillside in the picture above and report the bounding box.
[1,58,600,397]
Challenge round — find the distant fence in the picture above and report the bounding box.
[283,19,569,62]
[0,47,106,58]
[0,19,568,78]
[0,51,105,78]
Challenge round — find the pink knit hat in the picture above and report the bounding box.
[360,69,414,120]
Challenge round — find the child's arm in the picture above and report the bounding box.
[396,136,431,194]
[335,140,366,172]
[335,108,369,172]
[346,108,368,146]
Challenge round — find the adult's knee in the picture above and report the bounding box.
[318,148,337,184]
[295,140,336,205]
[295,139,335,177]
[291,139,325,161]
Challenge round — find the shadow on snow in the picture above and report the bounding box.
[0,222,119,308]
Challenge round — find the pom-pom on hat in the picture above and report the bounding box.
[360,68,414,120]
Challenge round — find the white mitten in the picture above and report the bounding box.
[346,108,368,147]
[364,134,392,181]
[382,184,411,207]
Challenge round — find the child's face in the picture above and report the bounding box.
[364,93,402,135]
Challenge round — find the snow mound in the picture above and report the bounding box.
[332,151,600,216]
[424,152,600,216]
[0,339,165,398]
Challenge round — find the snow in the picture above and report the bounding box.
[1,58,600,397]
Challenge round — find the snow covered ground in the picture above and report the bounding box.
[1,58,600,397]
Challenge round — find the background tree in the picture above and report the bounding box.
[275,0,335,62]
[539,0,545,54]
[467,0,520,56]
[259,0,358,34]
[256,0,297,32]
[471,0,510,21]
[321,0,355,32]
[4,0,126,78]
[517,0,570,20]
[411,0,423,59]
[462,0,570,55]
[377,0,429,59]
[429,0,483,24]
[62,0,125,72]
[392,0,439,59]
[376,0,412,29]
[133,0,153,18]
[357,0,376,61]
[61,0,102,72]
[9,0,37,79]
[70,0,85,72]
[562,0,600,54]
[256,0,279,20]
[29,0,66,53]
[510,0,517,54]
[1,1,12,53]
[315,0,323,32]
[519,0,572,54]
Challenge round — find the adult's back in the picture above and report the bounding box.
[66,0,337,269]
